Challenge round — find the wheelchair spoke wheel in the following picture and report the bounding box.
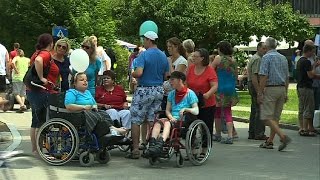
[185,119,212,166]
[175,151,184,168]
[96,149,110,164]
[79,151,94,167]
[36,118,79,166]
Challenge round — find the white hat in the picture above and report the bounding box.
[143,31,158,40]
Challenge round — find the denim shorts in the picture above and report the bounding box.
[27,90,49,128]
[130,86,164,125]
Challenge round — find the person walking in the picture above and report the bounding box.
[11,49,30,113]
[126,31,169,159]
[246,42,267,140]
[258,37,291,151]
[0,42,10,111]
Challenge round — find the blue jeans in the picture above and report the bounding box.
[27,90,49,128]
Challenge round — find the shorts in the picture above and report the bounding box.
[130,86,164,125]
[0,75,6,92]
[298,87,315,119]
[260,87,286,121]
[12,82,26,96]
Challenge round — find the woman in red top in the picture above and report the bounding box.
[26,33,59,155]
[95,70,131,132]
[187,48,218,141]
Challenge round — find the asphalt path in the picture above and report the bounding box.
[0,110,319,180]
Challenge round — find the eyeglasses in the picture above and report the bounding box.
[57,44,67,50]
[81,45,91,50]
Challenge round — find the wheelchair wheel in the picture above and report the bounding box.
[79,151,94,167]
[175,151,184,168]
[36,118,79,166]
[96,149,110,164]
[185,119,212,166]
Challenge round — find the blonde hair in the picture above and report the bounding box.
[54,38,71,55]
[182,39,195,53]
[82,36,97,62]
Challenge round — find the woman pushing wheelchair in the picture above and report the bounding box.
[146,71,199,156]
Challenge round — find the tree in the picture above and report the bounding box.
[112,0,314,50]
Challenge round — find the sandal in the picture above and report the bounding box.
[125,151,140,159]
[299,130,310,136]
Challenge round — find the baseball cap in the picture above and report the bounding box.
[143,31,158,40]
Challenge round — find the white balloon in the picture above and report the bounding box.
[69,49,89,72]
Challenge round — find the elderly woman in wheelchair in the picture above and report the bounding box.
[145,71,212,167]
[36,72,128,166]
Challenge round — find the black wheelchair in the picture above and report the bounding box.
[142,112,212,167]
[35,93,131,166]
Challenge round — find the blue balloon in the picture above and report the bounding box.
[139,21,158,36]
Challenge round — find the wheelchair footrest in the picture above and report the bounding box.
[99,134,125,147]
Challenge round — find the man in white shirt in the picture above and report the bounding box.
[0,43,10,111]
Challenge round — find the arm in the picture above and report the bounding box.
[165,101,176,121]
[176,64,187,74]
[34,55,47,84]
[203,81,218,100]
[257,75,267,104]
[132,67,143,78]
[65,104,92,111]
[180,103,199,116]
[251,74,259,92]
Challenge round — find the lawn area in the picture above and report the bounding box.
[234,89,298,125]
[236,89,298,111]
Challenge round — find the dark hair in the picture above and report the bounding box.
[167,37,187,58]
[195,48,210,66]
[257,42,265,50]
[35,33,53,50]
[170,71,186,82]
[103,70,116,81]
[133,47,139,53]
[217,41,233,56]
[13,43,20,49]
[303,44,315,54]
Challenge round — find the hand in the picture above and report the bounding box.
[179,108,187,117]
[40,78,48,85]
[169,117,177,122]
[104,104,112,109]
[203,93,210,100]
[92,108,98,112]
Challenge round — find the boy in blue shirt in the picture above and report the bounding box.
[147,71,199,156]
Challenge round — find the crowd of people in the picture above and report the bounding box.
[0,30,319,160]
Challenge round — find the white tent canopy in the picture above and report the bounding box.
[116,40,137,49]
[235,35,298,51]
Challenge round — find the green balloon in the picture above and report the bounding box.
[139,21,158,36]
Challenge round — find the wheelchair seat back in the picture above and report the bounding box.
[48,92,86,127]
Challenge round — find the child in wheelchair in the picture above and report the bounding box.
[147,71,199,156]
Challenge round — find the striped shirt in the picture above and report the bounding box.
[259,49,289,86]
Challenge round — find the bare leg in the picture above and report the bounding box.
[161,121,171,141]
[15,95,24,107]
[131,124,140,152]
[30,128,38,153]
[265,120,285,141]
[226,122,233,138]
[140,121,148,144]
[151,122,161,139]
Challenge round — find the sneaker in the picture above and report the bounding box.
[221,137,233,144]
[212,134,222,142]
[278,135,291,151]
[259,141,274,149]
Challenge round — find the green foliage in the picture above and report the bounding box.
[112,0,314,50]
[113,46,131,89]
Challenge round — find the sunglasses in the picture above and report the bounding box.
[81,45,91,50]
[57,44,67,50]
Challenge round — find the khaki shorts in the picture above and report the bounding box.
[297,87,314,119]
[260,86,286,121]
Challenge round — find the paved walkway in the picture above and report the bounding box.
[0,109,319,180]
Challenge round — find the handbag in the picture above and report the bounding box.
[197,92,205,108]
[23,51,52,90]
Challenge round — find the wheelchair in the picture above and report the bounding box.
[142,112,212,167]
[35,93,131,166]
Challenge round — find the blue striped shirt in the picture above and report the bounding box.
[259,49,289,86]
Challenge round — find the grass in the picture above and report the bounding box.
[234,89,298,125]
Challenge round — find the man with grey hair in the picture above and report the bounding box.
[258,37,291,151]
